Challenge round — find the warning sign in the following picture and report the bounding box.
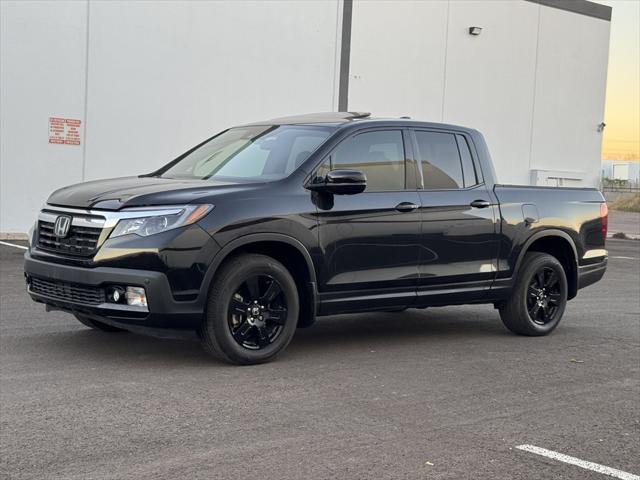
[48,117,81,145]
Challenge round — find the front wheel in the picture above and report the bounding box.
[198,254,299,365]
[499,252,568,336]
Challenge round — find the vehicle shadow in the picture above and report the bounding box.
[22,307,508,367]
[290,307,506,351]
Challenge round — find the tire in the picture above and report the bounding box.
[74,314,126,332]
[198,254,299,365]
[499,252,568,336]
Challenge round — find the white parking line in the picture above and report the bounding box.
[0,241,27,250]
[610,256,639,260]
[516,445,640,480]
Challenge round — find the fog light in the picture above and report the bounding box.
[125,286,147,307]
[108,286,126,303]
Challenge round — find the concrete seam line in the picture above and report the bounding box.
[337,0,352,112]
[0,241,28,250]
[81,0,91,181]
[516,445,640,480]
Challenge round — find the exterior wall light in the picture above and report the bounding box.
[469,26,483,36]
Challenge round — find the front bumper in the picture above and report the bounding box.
[24,251,203,330]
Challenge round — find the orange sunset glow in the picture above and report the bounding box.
[597,0,640,160]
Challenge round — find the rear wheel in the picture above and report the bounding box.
[74,314,126,332]
[198,254,299,365]
[499,252,567,336]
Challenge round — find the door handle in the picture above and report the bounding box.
[470,199,491,208]
[395,202,419,212]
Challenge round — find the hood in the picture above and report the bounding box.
[47,176,256,210]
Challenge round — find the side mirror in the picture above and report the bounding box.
[309,169,367,195]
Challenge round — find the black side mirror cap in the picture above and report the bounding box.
[308,169,367,195]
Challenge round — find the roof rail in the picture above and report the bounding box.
[346,112,371,119]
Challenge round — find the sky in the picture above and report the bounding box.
[595,0,640,160]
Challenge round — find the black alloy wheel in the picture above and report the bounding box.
[198,253,299,365]
[499,252,568,336]
[228,275,288,350]
[526,266,563,325]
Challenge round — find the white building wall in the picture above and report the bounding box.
[349,0,610,186]
[0,0,610,234]
[530,6,610,187]
[442,0,540,185]
[0,1,88,235]
[84,0,342,181]
[0,0,342,234]
[348,0,448,121]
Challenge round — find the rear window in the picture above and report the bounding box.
[456,134,479,187]
[157,125,333,181]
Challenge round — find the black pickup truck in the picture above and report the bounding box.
[24,112,608,364]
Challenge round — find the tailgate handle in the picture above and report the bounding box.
[395,202,419,212]
[470,199,491,209]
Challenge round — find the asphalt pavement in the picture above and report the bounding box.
[1,240,639,480]
[609,210,640,237]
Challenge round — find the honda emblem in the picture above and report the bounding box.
[53,215,72,238]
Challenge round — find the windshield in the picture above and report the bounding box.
[157,125,333,181]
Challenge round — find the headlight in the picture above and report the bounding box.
[27,222,36,247]
[109,204,213,238]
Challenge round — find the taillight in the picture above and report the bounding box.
[600,202,608,242]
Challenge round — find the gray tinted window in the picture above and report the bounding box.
[331,130,405,191]
[456,135,478,187]
[415,131,463,189]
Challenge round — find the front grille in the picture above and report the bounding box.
[29,277,105,305]
[37,221,102,256]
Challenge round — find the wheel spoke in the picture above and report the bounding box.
[529,302,541,320]
[266,307,287,325]
[545,270,559,289]
[548,292,562,305]
[528,285,539,299]
[541,304,552,322]
[245,276,260,300]
[230,298,249,316]
[256,326,270,347]
[260,279,282,304]
[233,321,253,342]
[535,270,545,289]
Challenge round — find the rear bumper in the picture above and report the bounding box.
[577,258,607,290]
[24,251,203,330]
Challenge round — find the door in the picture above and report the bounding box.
[412,130,500,304]
[312,129,422,313]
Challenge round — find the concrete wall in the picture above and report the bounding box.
[0,0,610,234]
[1,1,89,235]
[349,0,610,186]
[1,0,342,234]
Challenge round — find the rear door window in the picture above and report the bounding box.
[414,131,463,190]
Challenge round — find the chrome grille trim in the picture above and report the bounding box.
[37,220,102,256]
[38,205,185,229]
